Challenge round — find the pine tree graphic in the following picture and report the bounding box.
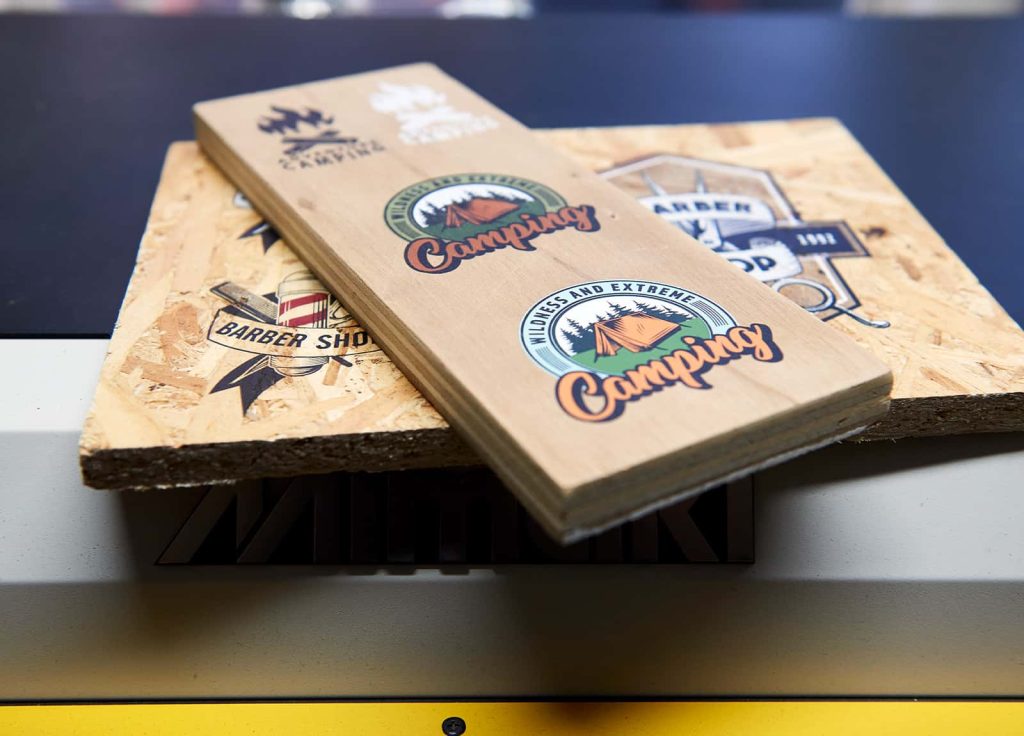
[561,301,698,357]
[561,317,597,355]
[632,300,692,324]
[419,190,528,228]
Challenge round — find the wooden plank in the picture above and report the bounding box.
[80,119,1024,501]
[188,64,890,542]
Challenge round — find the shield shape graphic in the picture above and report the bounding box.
[602,155,888,329]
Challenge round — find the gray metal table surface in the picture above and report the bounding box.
[1,338,1022,699]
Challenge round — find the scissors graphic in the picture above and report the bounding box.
[773,277,890,329]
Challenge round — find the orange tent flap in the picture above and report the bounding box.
[446,197,520,228]
[593,313,679,356]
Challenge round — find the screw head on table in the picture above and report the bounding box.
[441,715,467,735]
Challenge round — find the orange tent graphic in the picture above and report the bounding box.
[444,197,520,228]
[594,313,680,357]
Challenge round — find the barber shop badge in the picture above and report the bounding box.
[205,192,382,415]
[602,155,890,329]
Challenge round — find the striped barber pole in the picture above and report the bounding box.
[277,277,329,328]
[270,271,331,377]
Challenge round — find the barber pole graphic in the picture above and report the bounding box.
[208,201,382,415]
[208,271,379,414]
[270,271,331,377]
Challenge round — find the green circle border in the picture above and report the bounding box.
[383,173,568,241]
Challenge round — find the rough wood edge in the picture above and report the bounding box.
[858,393,1024,442]
[81,427,475,491]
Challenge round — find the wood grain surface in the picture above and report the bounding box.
[185,65,890,541]
[82,116,1022,533]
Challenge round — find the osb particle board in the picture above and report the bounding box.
[547,118,1024,441]
[81,118,1024,494]
[81,142,465,490]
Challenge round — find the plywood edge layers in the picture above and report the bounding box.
[555,371,891,542]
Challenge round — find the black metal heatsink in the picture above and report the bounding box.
[159,468,753,566]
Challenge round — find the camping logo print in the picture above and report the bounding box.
[601,155,890,329]
[384,174,600,274]
[369,83,498,145]
[257,105,385,171]
[521,280,784,423]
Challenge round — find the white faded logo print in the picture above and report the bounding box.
[370,83,498,145]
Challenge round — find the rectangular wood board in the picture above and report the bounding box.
[185,65,890,541]
[82,118,1024,519]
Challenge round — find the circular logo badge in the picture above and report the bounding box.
[384,173,567,242]
[520,279,736,378]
